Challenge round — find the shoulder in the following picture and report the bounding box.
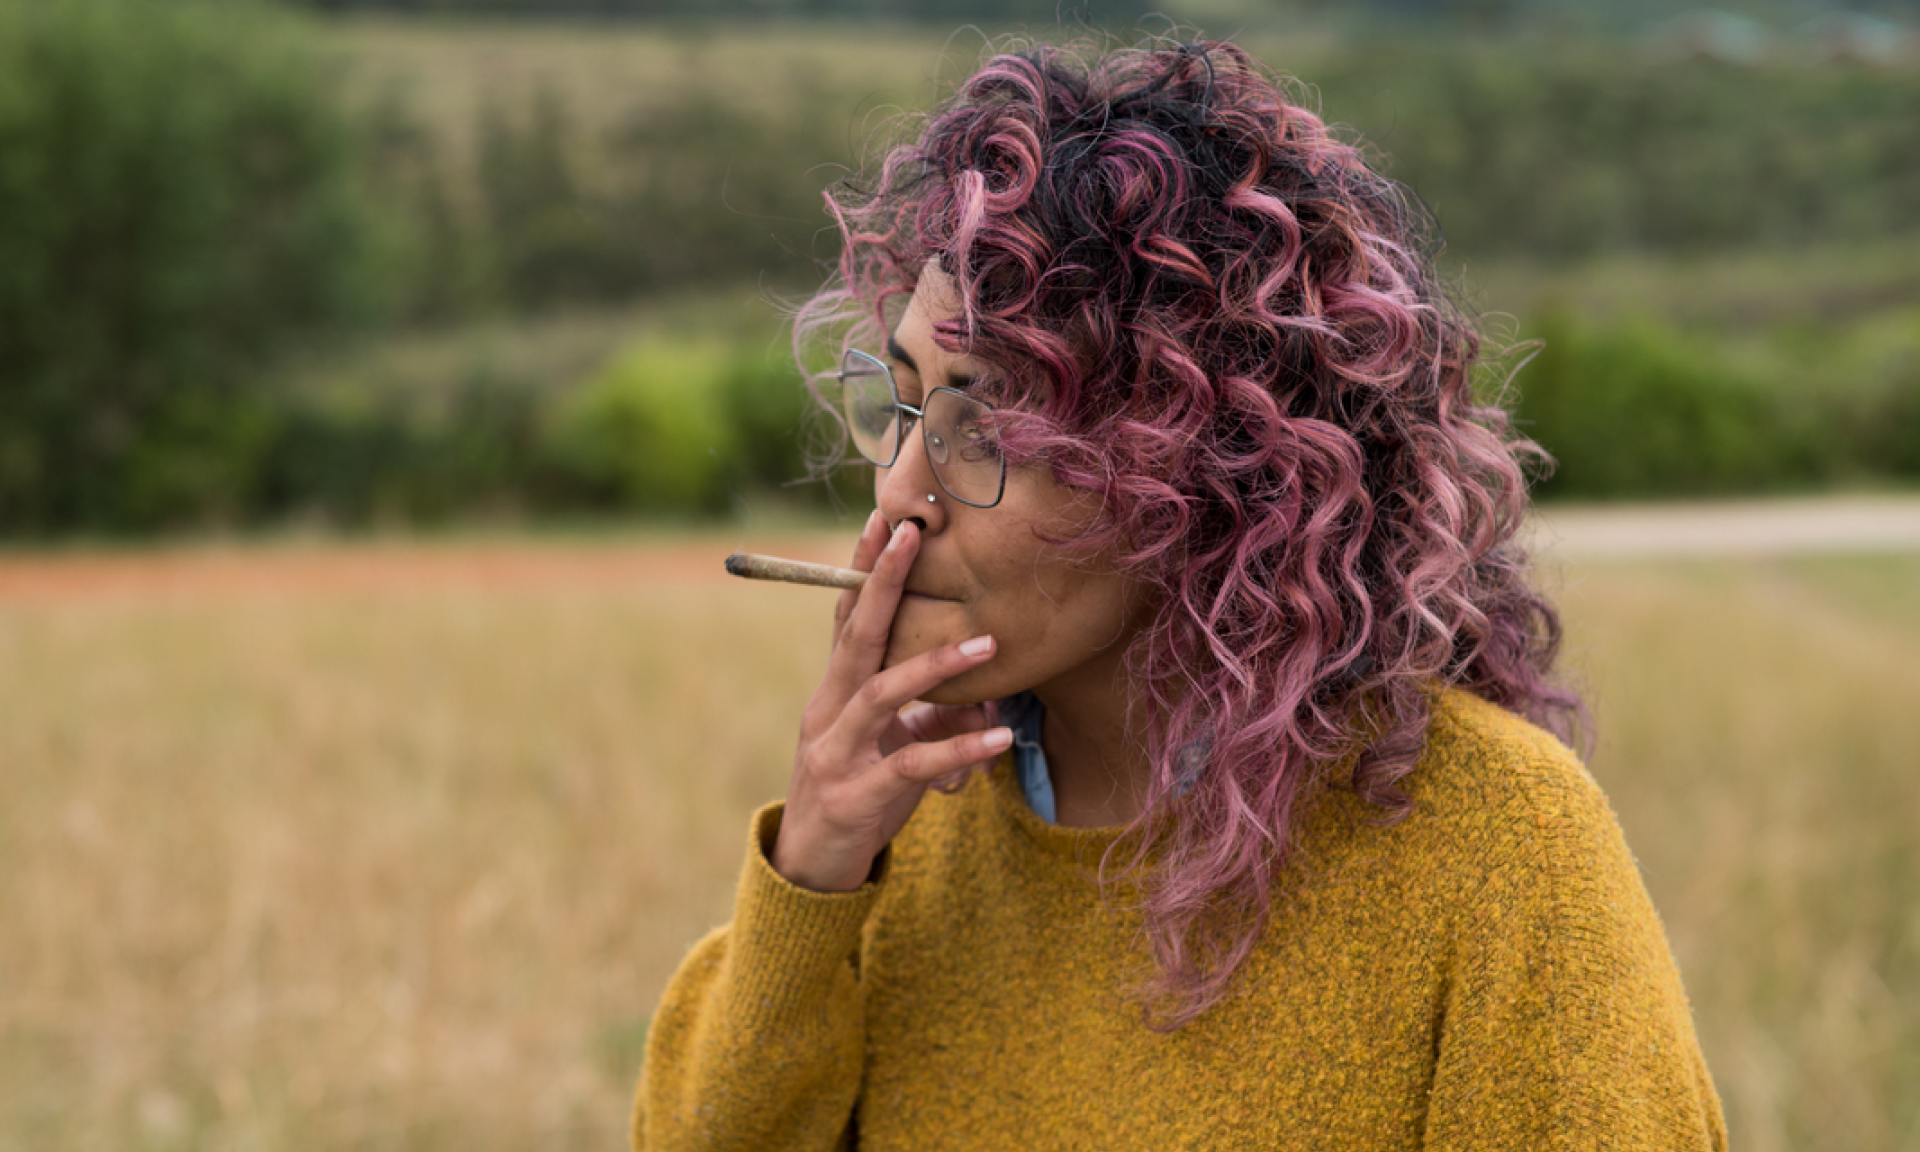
[1414,686,1596,818]
[1290,686,1651,956]
[1388,688,1689,1011]
[1398,686,1624,885]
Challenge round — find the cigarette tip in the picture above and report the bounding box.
[723,552,751,577]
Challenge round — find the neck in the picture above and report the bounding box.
[1032,659,1153,829]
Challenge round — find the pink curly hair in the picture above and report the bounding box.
[797,38,1588,1029]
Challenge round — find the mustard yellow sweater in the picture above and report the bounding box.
[635,689,1726,1150]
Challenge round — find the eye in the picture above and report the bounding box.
[849,394,893,438]
[955,413,1001,461]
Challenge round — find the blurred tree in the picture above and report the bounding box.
[540,339,739,513]
[0,0,382,532]
[477,90,621,310]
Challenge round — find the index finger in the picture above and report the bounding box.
[822,517,916,703]
[833,509,888,639]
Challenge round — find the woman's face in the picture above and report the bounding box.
[875,264,1152,708]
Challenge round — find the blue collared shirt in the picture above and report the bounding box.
[1000,691,1057,823]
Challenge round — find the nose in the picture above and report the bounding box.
[874,418,950,536]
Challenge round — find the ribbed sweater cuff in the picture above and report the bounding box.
[723,802,880,1027]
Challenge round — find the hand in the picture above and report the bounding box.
[770,511,1012,893]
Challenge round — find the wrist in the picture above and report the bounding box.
[769,826,870,894]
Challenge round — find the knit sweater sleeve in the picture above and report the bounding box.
[632,802,875,1152]
[1418,745,1727,1151]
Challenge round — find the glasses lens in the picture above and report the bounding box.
[924,388,1004,507]
[838,350,899,466]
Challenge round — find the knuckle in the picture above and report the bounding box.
[799,700,839,740]
[796,748,831,784]
[814,778,851,817]
[855,676,890,710]
[800,740,852,783]
[890,744,923,778]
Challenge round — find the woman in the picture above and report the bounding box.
[636,39,1724,1150]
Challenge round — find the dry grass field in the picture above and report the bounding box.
[1,532,1916,1151]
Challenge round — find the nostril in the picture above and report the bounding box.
[904,516,929,532]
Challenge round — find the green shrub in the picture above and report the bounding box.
[0,0,382,533]
[261,382,545,526]
[1514,312,1794,499]
[260,304,861,528]
[1874,358,1920,478]
[717,347,819,488]
[540,339,740,513]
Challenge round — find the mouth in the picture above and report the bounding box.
[902,589,957,603]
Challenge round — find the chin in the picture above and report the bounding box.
[919,671,998,708]
[884,601,963,667]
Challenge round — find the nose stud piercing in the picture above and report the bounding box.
[927,493,937,504]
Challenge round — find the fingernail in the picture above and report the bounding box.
[958,635,993,658]
[981,727,1013,752]
[865,509,883,536]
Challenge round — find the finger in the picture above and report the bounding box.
[929,767,976,794]
[823,519,917,694]
[893,701,995,748]
[806,632,994,777]
[850,508,887,572]
[882,703,987,762]
[832,510,887,638]
[887,725,1014,785]
[843,634,997,746]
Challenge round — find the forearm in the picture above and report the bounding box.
[634,804,877,1152]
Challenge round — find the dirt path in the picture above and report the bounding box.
[1528,493,1920,559]
[4,494,1917,606]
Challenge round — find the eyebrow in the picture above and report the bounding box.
[886,333,978,393]
[885,335,918,378]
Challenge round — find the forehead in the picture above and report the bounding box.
[890,263,1060,412]
[890,263,962,352]
[891,263,992,384]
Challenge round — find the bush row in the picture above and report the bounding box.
[14,295,1920,532]
[1513,311,1920,499]
[255,332,862,527]
[237,308,1920,526]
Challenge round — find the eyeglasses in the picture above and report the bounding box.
[834,348,1006,509]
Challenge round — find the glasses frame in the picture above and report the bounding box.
[836,348,1007,510]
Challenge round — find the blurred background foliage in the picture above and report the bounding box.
[1,0,1918,534]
